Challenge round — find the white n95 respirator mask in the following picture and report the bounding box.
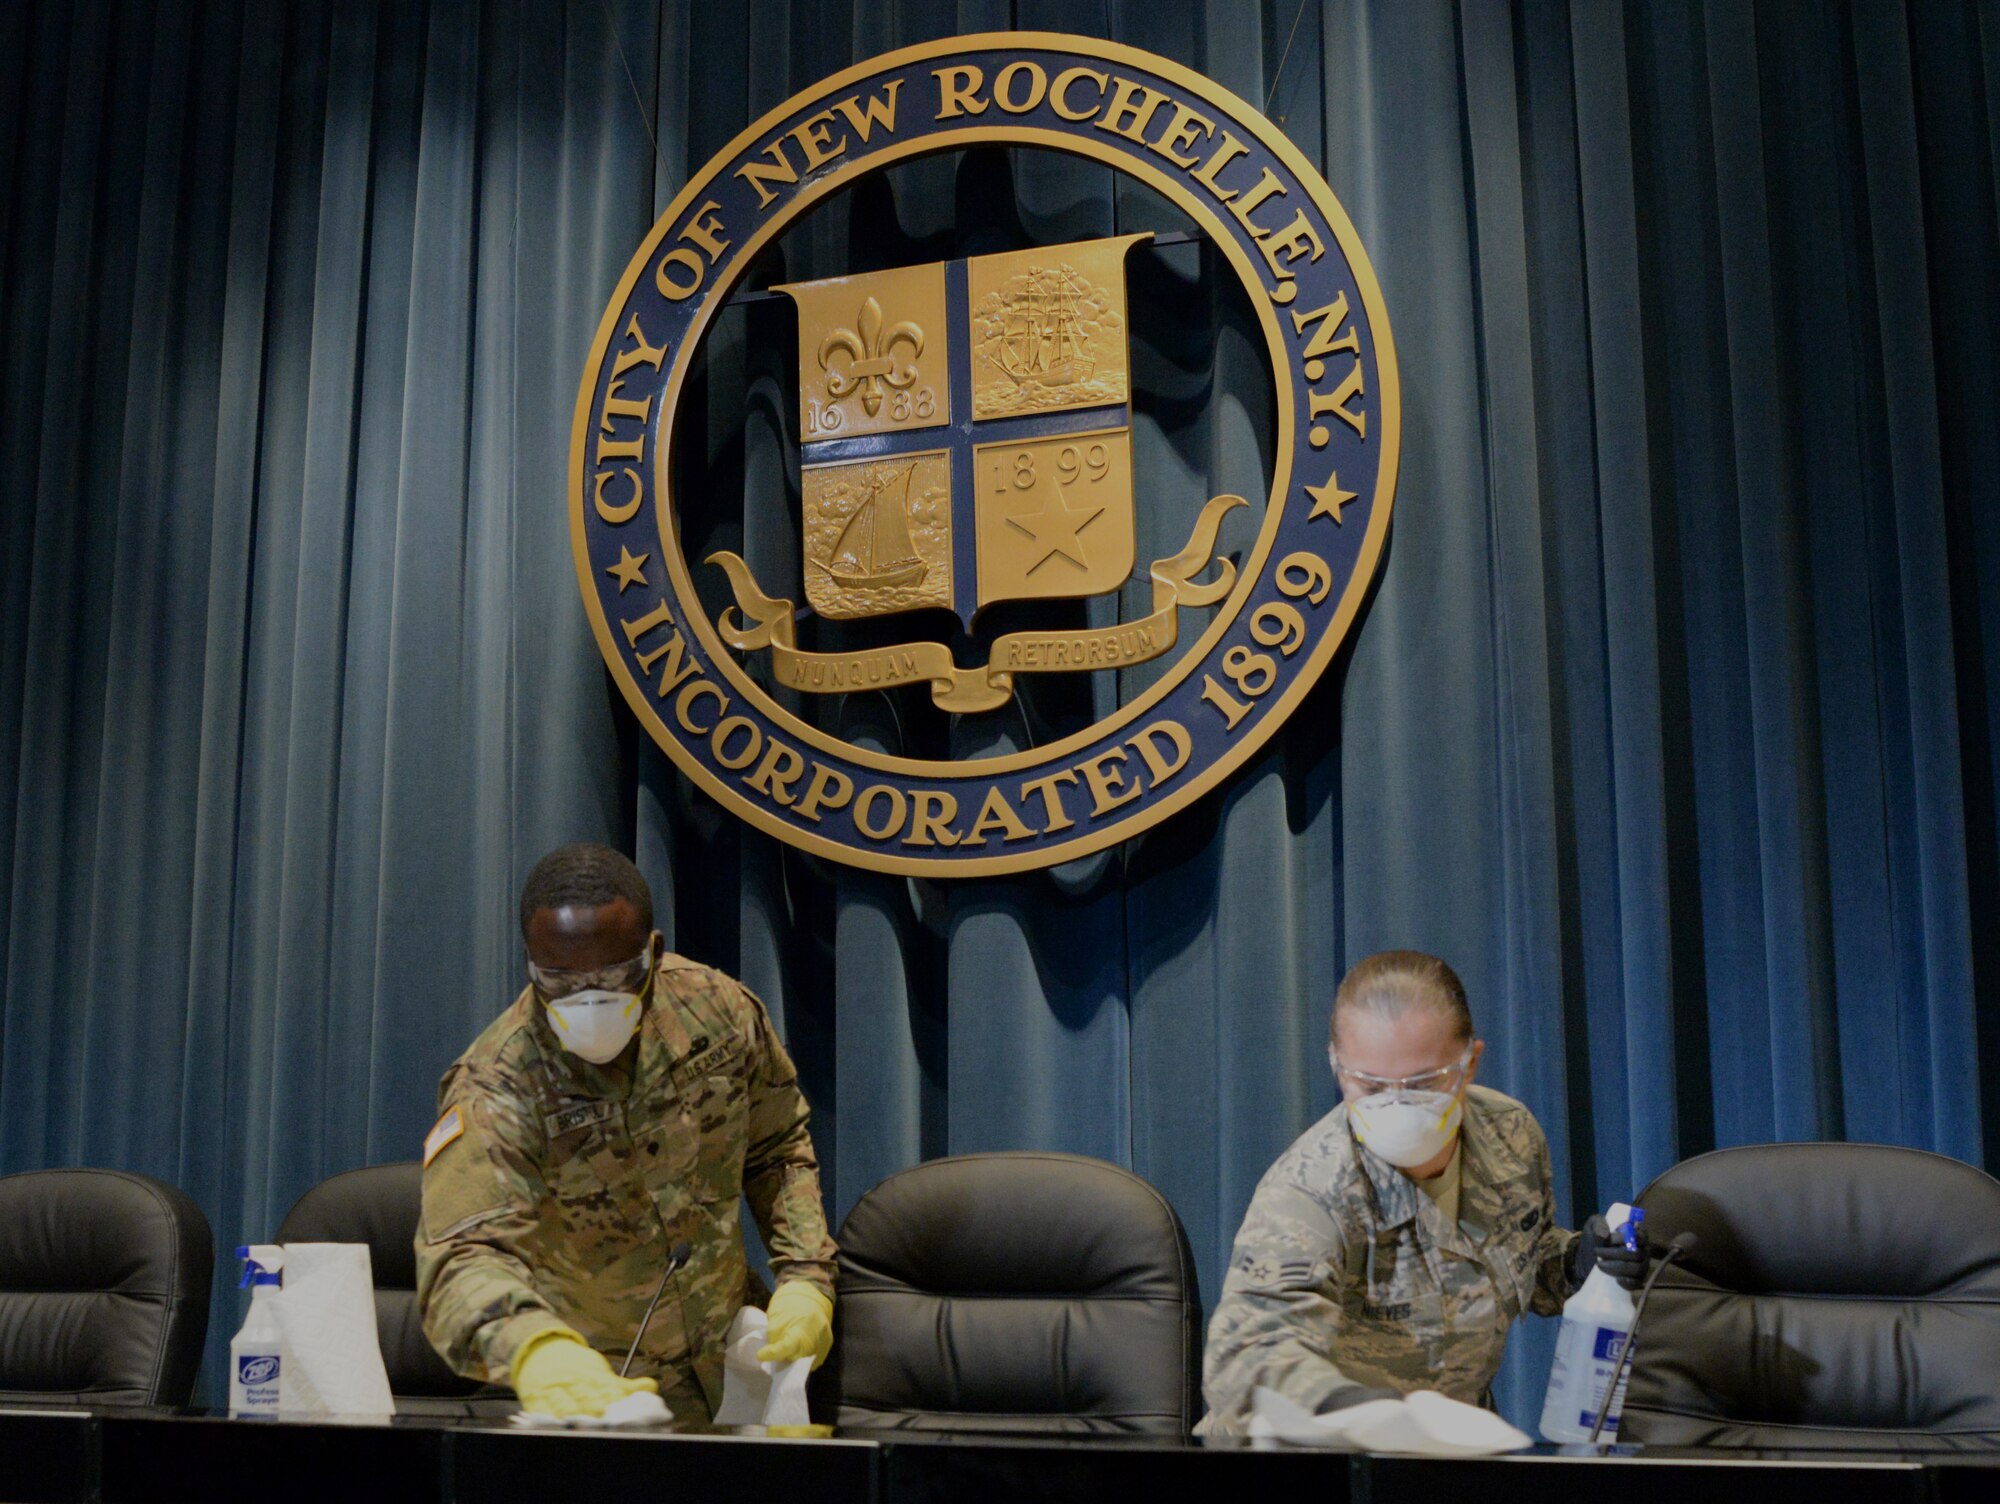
[1346,1089,1464,1169]
[545,988,643,1064]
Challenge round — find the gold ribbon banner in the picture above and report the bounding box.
[709,493,1247,714]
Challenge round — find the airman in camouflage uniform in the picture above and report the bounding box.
[415,952,836,1424]
[1199,1083,1579,1432]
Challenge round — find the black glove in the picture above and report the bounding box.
[1570,1213,1649,1293]
[1315,1383,1399,1414]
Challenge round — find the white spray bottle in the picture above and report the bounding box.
[229,1244,285,1418]
[1539,1203,1641,1443]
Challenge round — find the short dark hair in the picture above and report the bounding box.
[519,843,654,938]
[1332,950,1474,1046]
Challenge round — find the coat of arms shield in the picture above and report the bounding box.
[774,234,1146,628]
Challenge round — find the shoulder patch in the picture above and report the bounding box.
[423,1106,464,1166]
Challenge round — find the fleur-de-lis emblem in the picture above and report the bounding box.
[818,296,924,417]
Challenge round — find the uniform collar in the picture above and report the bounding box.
[629,956,694,1100]
[1348,1088,1528,1255]
[1349,1111,1426,1230]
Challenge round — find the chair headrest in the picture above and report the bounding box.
[1639,1143,2000,1297]
[838,1151,1191,1299]
[276,1162,425,1288]
[0,1168,211,1296]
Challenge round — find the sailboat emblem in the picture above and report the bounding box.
[815,464,927,590]
[798,455,953,619]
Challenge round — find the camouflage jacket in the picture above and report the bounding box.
[415,953,837,1419]
[1199,1085,1579,1432]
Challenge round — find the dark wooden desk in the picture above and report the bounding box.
[3,1404,1994,1504]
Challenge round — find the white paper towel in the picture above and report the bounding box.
[509,1391,674,1430]
[1248,1385,1532,1455]
[712,1306,812,1427]
[273,1243,395,1419]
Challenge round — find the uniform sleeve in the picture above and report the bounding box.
[736,988,838,1300]
[413,1066,576,1383]
[1200,1176,1373,1433]
[1530,1125,1583,1316]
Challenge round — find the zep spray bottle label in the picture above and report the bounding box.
[235,1353,281,1409]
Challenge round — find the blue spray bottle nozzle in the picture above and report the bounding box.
[1619,1206,1645,1253]
[237,1244,284,1289]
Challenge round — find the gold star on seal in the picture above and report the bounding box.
[1305,471,1356,525]
[1007,480,1104,573]
[605,546,650,592]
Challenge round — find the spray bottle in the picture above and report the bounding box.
[1539,1203,1641,1443]
[229,1245,285,1418]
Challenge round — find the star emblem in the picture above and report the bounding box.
[1007,480,1104,573]
[1305,471,1356,525]
[605,546,650,592]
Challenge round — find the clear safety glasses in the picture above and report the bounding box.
[529,941,653,1002]
[1331,1041,1475,1100]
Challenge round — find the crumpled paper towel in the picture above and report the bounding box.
[711,1306,812,1427]
[272,1243,395,1419]
[509,1391,674,1430]
[1248,1385,1532,1455]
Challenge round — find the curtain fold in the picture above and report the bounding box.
[3,0,1997,1423]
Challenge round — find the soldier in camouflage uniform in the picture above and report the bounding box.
[1201,951,1644,1433]
[416,844,836,1423]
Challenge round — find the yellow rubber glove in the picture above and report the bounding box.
[757,1281,834,1370]
[511,1329,660,1418]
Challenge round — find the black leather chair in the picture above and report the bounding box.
[816,1151,1200,1433]
[1627,1143,2000,1448]
[0,1168,213,1406]
[276,1162,512,1416]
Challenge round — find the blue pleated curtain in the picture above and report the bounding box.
[3,0,1997,1422]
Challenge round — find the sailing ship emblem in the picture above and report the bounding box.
[997,270,1092,385]
[970,248,1130,420]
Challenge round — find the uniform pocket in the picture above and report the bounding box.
[687,1068,748,1205]
[543,1126,652,1277]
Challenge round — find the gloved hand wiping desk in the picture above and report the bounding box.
[509,1241,836,1431]
[506,1331,673,1430]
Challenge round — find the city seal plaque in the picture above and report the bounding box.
[571,33,1399,875]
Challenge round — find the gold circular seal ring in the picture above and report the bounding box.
[570,33,1399,875]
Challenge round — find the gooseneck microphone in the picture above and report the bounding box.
[1585,1230,1697,1446]
[622,1240,694,1378]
